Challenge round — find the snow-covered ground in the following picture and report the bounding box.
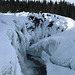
[0,13,23,75]
[0,12,75,75]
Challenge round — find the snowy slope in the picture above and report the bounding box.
[0,14,23,74]
[0,12,75,75]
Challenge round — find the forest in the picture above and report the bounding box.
[0,0,75,20]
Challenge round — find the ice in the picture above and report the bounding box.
[0,12,75,75]
[42,51,75,75]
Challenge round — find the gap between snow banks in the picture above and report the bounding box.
[0,12,75,75]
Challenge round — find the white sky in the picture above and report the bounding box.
[51,0,75,4]
[33,0,75,4]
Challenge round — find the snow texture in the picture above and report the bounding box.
[0,12,75,75]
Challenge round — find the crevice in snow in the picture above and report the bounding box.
[27,54,47,75]
[6,12,75,75]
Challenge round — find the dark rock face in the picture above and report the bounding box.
[48,21,54,27]
[28,15,44,27]
[27,54,47,75]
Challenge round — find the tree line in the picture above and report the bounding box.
[0,0,75,20]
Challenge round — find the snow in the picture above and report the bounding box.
[0,23,23,74]
[0,12,75,75]
[28,15,75,72]
[42,51,75,75]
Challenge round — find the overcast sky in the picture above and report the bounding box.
[33,0,75,4]
[51,0,75,4]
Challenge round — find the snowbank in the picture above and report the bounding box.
[0,20,23,74]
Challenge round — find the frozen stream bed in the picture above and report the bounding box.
[27,54,46,75]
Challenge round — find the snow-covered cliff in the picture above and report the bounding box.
[0,12,75,75]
